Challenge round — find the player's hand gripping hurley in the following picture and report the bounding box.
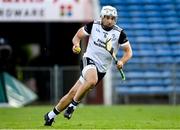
[105,38,126,80]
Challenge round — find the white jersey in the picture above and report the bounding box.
[83,20,128,73]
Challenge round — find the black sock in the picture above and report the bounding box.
[68,99,79,109]
[71,99,79,106]
[53,107,60,115]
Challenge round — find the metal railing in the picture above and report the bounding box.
[111,62,180,105]
[16,63,180,105]
[16,65,80,104]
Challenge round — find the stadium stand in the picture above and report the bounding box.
[100,0,180,104]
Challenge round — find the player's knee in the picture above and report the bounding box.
[87,79,97,88]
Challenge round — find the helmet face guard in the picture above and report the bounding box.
[100,6,117,19]
[100,6,117,30]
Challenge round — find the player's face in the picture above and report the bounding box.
[101,15,116,30]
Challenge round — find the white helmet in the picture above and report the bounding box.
[100,5,118,18]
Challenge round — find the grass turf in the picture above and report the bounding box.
[0,105,179,129]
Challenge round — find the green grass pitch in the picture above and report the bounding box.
[0,105,180,129]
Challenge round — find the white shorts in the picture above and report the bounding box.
[79,57,106,84]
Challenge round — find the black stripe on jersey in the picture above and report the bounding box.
[84,21,93,34]
[118,30,128,45]
[113,25,123,32]
[94,20,101,25]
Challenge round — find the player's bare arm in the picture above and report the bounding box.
[72,27,87,54]
[117,41,132,69]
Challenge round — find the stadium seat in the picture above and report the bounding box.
[99,0,180,103]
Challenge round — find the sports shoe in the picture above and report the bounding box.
[44,113,54,126]
[64,106,74,119]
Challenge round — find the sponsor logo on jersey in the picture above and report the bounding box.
[93,39,106,49]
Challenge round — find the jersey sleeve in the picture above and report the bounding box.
[84,21,93,35]
[118,30,128,45]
